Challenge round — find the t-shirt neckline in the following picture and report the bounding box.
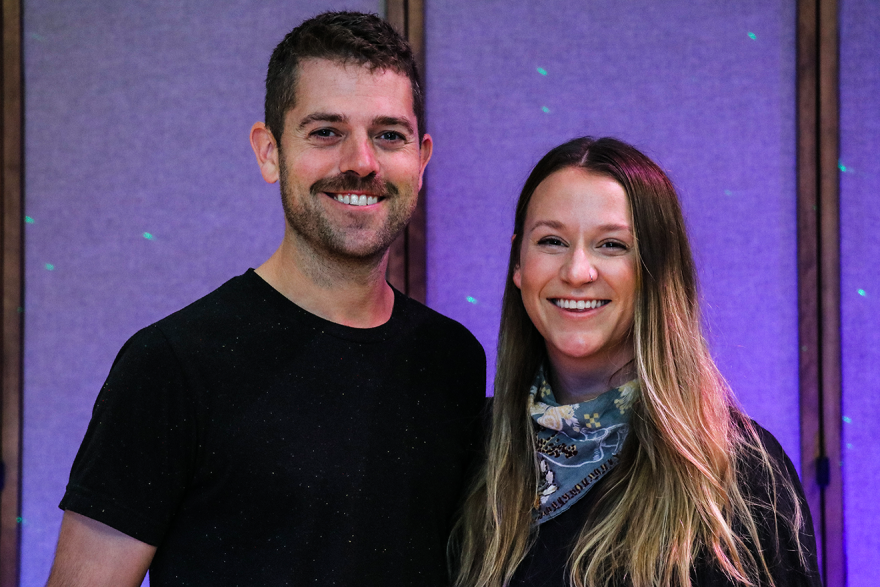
[242,268,406,343]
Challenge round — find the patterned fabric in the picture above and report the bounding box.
[528,366,639,524]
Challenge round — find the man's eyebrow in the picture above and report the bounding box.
[373,116,415,135]
[297,112,347,130]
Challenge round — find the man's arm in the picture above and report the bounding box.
[46,511,156,587]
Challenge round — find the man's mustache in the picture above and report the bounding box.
[310,174,399,198]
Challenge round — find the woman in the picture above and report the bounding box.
[453,137,821,587]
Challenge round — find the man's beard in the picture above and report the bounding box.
[279,164,416,262]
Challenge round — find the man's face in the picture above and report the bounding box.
[276,58,432,261]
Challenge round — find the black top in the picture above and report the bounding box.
[61,270,487,586]
[509,423,822,587]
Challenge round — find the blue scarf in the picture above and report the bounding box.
[528,367,639,524]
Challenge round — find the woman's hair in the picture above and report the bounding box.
[452,137,804,587]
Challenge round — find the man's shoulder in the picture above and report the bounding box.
[394,291,485,354]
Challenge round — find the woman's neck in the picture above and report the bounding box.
[547,351,636,405]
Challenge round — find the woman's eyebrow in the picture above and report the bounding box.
[529,219,566,231]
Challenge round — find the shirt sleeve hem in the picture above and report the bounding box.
[59,485,166,547]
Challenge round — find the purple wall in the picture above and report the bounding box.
[840,0,880,582]
[22,0,877,584]
[22,1,378,585]
[424,1,800,460]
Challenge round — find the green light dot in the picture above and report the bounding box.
[143,232,154,240]
[44,263,55,271]
[24,216,34,224]
[16,517,22,524]
[541,106,551,113]
[846,443,853,449]
[843,416,852,423]
[838,160,847,172]
[747,32,757,40]
[857,289,867,296]
[537,67,548,76]
[724,189,733,196]
[466,296,478,304]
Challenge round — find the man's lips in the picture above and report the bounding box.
[326,192,381,207]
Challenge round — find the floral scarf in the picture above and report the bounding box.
[528,366,639,524]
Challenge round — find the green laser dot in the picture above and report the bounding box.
[537,67,547,76]
[858,289,867,296]
[542,106,550,113]
[25,216,34,223]
[747,32,757,40]
[846,443,853,449]
[466,296,478,304]
[45,263,54,271]
[724,190,733,196]
[16,517,22,524]
[143,232,154,240]
[843,416,852,423]
[838,161,847,172]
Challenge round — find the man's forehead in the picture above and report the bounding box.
[288,58,416,120]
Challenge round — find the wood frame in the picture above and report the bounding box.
[797,0,844,584]
[385,0,427,303]
[0,0,22,585]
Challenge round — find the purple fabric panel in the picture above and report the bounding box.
[22,1,377,585]
[840,0,880,582]
[425,0,800,459]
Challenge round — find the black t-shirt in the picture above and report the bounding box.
[509,424,822,587]
[60,270,487,586]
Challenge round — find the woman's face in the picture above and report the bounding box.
[513,167,637,378]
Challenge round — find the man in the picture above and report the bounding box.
[47,12,486,587]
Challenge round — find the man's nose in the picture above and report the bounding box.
[340,135,380,177]
[561,248,597,285]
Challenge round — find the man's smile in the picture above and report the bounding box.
[329,193,381,206]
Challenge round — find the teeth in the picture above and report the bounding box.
[334,194,379,206]
[554,299,608,310]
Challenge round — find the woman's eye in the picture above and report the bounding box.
[537,237,565,247]
[599,241,627,250]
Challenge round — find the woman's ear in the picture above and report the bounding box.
[511,235,522,288]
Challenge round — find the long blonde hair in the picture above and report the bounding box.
[452,137,804,587]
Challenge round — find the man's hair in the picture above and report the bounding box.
[452,137,807,587]
[265,11,425,142]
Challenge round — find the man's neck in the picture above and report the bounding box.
[255,231,395,329]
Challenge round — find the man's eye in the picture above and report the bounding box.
[377,131,405,142]
[311,128,339,138]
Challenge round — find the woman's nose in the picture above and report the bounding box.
[561,248,597,285]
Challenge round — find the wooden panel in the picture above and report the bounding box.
[0,0,23,585]
[796,0,822,566]
[818,0,844,584]
[798,0,844,584]
[385,0,427,303]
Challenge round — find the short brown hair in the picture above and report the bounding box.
[264,11,425,142]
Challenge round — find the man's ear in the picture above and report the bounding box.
[250,122,280,184]
[417,133,433,190]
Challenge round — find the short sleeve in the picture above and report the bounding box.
[59,324,197,546]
